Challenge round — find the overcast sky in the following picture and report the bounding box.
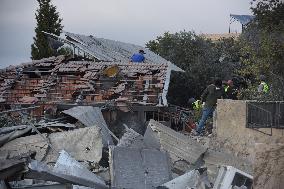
[0,0,252,68]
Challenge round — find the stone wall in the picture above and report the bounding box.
[215,99,284,161]
[215,99,284,189]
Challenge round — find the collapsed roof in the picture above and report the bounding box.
[0,32,184,107]
[45,31,183,68]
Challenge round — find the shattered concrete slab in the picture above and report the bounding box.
[0,125,29,135]
[9,179,69,189]
[63,106,114,146]
[0,126,32,147]
[109,146,172,189]
[0,159,28,180]
[25,160,108,189]
[0,133,49,161]
[144,119,207,164]
[117,125,145,148]
[11,184,70,189]
[158,168,212,189]
[54,150,106,189]
[158,170,199,189]
[46,126,103,163]
[0,127,103,164]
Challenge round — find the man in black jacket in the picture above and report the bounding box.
[195,78,225,135]
[225,80,238,100]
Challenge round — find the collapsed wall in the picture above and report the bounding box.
[215,99,284,189]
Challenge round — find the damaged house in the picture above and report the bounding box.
[0,31,188,134]
[0,32,262,189]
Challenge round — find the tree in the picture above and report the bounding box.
[31,0,63,60]
[238,0,284,100]
[146,31,240,106]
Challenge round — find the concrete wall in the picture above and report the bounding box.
[215,99,284,189]
[215,99,284,160]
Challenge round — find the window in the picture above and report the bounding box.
[231,172,253,189]
[247,102,284,129]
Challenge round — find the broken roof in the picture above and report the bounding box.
[45,31,183,67]
[0,56,181,106]
[0,32,184,107]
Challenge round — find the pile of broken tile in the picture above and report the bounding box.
[0,106,252,189]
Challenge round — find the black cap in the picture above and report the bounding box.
[214,78,222,87]
[139,49,146,54]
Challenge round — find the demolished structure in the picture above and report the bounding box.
[1,32,282,189]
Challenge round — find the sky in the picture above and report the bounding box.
[0,0,252,68]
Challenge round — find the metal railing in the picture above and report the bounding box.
[246,101,284,135]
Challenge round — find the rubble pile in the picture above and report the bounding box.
[0,106,253,189]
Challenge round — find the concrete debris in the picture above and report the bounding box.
[0,125,31,135]
[10,183,70,189]
[0,121,76,147]
[158,168,212,189]
[117,124,145,148]
[109,146,172,189]
[0,133,49,161]
[46,126,103,163]
[0,101,257,189]
[53,150,106,188]
[0,127,103,164]
[0,126,32,147]
[0,159,28,180]
[25,160,108,189]
[144,119,207,164]
[36,122,76,129]
[0,151,36,180]
[63,106,115,146]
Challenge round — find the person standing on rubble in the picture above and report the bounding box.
[195,78,225,135]
[130,50,146,63]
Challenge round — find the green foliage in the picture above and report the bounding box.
[31,0,63,60]
[57,46,73,56]
[238,0,284,100]
[146,31,241,106]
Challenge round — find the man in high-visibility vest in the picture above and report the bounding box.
[258,75,269,93]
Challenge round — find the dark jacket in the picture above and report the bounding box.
[225,86,238,100]
[201,84,225,108]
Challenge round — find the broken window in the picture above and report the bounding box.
[231,172,253,189]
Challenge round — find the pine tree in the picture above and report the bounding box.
[31,0,63,60]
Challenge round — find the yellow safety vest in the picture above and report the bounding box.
[261,81,269,93]
[224,86,229,93]
[193,100,201,110]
